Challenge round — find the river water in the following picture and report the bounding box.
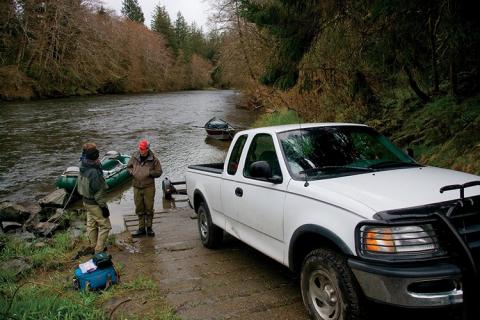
[0,90,255,232]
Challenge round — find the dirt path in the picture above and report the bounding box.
[113,208,309,320]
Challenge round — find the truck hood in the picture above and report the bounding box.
[301,166,480,218]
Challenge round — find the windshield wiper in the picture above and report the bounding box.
[300,166,374,176]
[368,161,422,169]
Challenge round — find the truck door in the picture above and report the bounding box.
[233,133,288,263]
[222,134,249,223]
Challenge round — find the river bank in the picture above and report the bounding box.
[0,89,257,318]
[251,94,480,176]
[0,220,180,319]
[0,90,255,232]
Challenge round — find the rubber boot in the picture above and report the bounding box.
[131,228,146,238]
[146,227,155,237]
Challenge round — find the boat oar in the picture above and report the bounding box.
[191,124,249,130]
[232,125,249,130]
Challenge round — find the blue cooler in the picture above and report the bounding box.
[73,264,119,290]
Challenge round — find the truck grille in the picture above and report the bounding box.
[447,208,480,264]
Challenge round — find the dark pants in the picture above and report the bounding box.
[134,186,155,229]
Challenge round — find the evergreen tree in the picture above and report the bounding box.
[151,4,177,54]
[174,12,188,47]
[239,0,323,90]
[238,0,480,97]
[174,12,190,60]
[121,0,145,23]
[189,23,206,58]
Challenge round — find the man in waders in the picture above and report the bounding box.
[77,143,112,253]
[127,139,163,237]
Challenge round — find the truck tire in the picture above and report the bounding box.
[301,248,363,320]
[197,202,223,248]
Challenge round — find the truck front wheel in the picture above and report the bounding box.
[197,202,223,248]
[301,248,363,320]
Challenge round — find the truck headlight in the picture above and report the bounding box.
[359,224,444,257]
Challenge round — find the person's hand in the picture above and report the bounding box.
[101,206,110,218]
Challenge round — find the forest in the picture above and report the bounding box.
[213,0,480,174]
[0,0,479,173]
[0,0,220,99]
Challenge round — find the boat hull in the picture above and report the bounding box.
[204,117,235,140]
[56,154,131,192]
[206,128,235,140]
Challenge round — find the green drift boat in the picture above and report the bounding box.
[56,151,131,193]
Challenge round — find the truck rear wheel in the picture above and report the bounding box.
[301,248,363,320]
[197,202,223,248]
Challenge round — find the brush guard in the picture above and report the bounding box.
[434,181,480,319]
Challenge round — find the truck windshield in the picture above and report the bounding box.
[277,126,419,180]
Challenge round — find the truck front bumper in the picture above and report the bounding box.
[348,259,463,307]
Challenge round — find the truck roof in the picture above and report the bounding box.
[237,122,368,135]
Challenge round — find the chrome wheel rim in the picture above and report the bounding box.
[309,270,341,319]
[199,208,208,239]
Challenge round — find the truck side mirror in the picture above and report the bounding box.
[250,161,272,179]
[250,161,282,184]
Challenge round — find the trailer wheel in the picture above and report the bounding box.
[197,202,223,248]
[301,248,363,320]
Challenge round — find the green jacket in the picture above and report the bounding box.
[78,160,108,206]
[127,150,163,188]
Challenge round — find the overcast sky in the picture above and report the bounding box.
[101,0,212,30]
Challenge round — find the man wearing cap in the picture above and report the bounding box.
[77,143,111,253]
[127,139,163,237]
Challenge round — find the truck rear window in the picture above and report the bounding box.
[227,135,248,175]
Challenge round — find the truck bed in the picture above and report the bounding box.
[188,163,224,174]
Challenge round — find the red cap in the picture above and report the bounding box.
[138,139,149,151]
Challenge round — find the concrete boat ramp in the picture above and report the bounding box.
[119,207,308,319]
[116,208,460,320]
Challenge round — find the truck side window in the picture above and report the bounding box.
[227,135,248,175]
[244,134,282,178]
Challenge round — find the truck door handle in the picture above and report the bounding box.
[235,187,243,197]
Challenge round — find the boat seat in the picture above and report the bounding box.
[64,166,80,176]
[104,151,120,159]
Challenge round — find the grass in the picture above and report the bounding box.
[0,232,106,319]
[0,231,182,319]
[96,275,182,320]
[120,275,157,290]
[0,231,76,280]
[1,269,180,320]
[1,280,105,320]
[253,109,302,127]
[385,95,480,175]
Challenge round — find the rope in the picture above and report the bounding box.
[63,180,78,211]
[47,178,78,225]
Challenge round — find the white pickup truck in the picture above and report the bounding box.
[186,123,480,319]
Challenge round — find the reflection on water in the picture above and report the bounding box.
[204,137,231,152]
[0,90,255,233]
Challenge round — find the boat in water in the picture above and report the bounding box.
[204,117,235,140]
[56,151,131,193]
